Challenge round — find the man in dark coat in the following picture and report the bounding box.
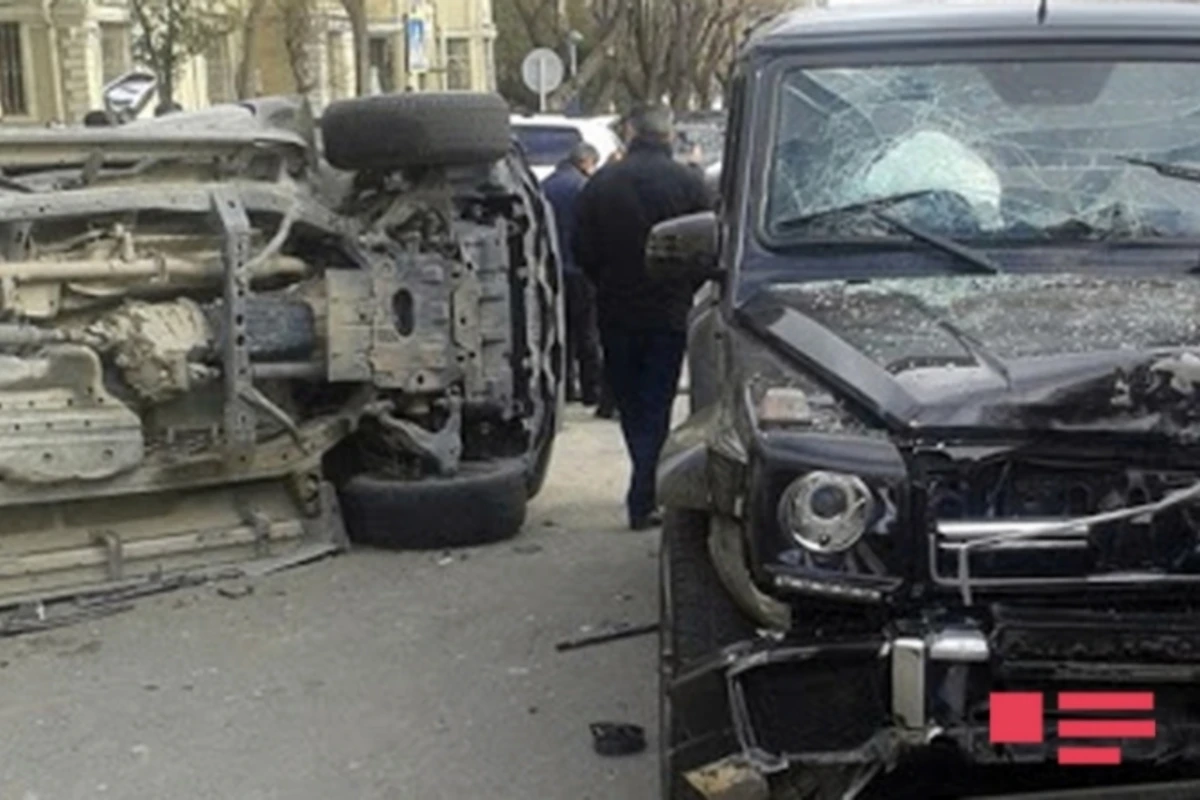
[542,142,601,405]
[574,105,712,530]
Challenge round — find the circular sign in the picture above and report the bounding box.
[521,48,565,95]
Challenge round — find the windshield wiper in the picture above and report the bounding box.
[871,209,1001,275]
[773,189,944,231]
[1116,156,1200,185]
[772,189,1001,275]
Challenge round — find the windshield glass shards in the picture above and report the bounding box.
[764,60,1200,245]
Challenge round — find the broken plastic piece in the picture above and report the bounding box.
[590,722,646,757]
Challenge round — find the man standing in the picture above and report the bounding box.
[574,105,711,530]
[542,142,602,406]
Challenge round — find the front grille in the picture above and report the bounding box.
[736,657,887,755]
[993,605,1200,665]
[921,457,1200,597]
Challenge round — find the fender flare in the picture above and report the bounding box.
[656,403,720,511]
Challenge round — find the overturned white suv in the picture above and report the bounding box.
[0,93,562,604]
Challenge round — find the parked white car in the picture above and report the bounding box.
[510,114,623,182]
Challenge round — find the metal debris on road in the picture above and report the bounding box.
[241,541,343,578]
[0,546,339,637]
[590,722,646,757]
[0,601,134,637]
[554,621,659,652]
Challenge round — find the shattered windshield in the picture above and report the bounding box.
[765,60,1200,243]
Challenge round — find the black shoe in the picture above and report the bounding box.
[595,405,617,420]
[630,510,663,531]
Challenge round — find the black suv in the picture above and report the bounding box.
[652,3,1200,798]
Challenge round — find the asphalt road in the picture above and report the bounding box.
[0,405,659,800]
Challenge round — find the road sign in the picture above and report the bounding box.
[521,48,564,112]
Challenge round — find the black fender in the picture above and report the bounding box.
[657,403,720,511]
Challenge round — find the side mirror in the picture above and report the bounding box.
[646,211,721,284]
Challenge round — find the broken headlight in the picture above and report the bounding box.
[778,470,875,553]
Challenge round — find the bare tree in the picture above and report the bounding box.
[495,0,789,113]
[130,0,234,107]
[545,5,624,109]
[619,0,787,110]
[276,0,319,95]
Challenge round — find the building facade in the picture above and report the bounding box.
[0,0,497,125]
[0,0,134,123]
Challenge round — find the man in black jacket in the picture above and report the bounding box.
[574,105,711,530]
[542,142,601,405]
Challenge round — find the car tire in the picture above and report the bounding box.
[498,150,564,501]
[339,459,528,550]
[320,92,511,172]
[525,404,557,500]
[660,508,757,800]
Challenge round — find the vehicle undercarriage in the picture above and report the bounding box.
[0,93,562,604]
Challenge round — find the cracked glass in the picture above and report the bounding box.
[765,60,1200,243]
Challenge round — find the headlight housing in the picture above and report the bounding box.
[777,470,875,553]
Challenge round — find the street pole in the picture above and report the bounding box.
[539,58,546,112]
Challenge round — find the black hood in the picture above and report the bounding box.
[739,274,1200,436]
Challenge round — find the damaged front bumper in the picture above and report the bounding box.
[668,614,1200,798]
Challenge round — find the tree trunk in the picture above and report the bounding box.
[160,65,175,106]
[236,0,268,98]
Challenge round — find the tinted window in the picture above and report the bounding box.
[513,125,583,166]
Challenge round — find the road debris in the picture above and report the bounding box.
[216,583,255,600]
[590,722,646,757]
[241,541,343,579]
[0,546,341,637]
[1,601,133,637]
[435,549,471,567]
[555,621,659,652]
[684,758,770,800]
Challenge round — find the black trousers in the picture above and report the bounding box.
[599,326,686,523]
[564,269,602,404]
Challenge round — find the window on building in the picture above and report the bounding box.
[446,37,471,91]
[327,32,346,100]
[0,22,26,116]
[369,36,394,93]
[100,23,130,84]
[206,37,234,104]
